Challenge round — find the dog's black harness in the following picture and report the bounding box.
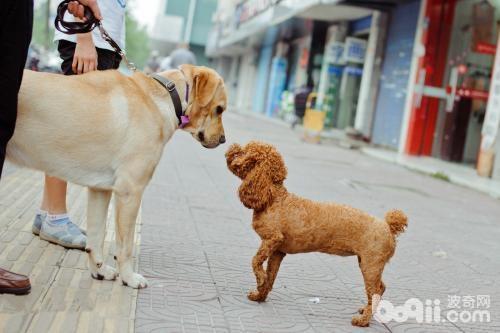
[151,74,190,128]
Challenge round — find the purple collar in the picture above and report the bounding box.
[180,82,190,128]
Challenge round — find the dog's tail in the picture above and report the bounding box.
[385,209,407,237]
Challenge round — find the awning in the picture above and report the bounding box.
[218,0,372,49]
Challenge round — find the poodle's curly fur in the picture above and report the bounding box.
[226,141,408,327]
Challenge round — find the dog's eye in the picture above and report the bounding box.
[216,106,223,115]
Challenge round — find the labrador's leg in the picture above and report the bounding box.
[114,188,147,289]
[86,188,117,280]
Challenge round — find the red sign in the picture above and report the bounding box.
[475,42,496,55]
[456,88,489,101]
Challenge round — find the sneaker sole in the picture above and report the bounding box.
[39,232,86,250]
[0,285,31,295]
[34,225,86,236]
[32,225,40,236]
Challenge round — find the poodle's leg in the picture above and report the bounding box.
[248,236,283,302]
[352,257,386,327]
[358,279,386,315]
[249,251,285,302]
[356,256,387,315]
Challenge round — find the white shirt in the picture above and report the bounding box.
[54,0,126,52]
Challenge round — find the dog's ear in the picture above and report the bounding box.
[238,165,274,211]
[181,64,221,107]
[267,148,287,184]
[225,143,242,164]
[225,143,244,176]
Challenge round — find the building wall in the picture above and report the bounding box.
[152,0,217,57]
[253,27,279,114]
[191,0,218,46]
[371,0,420,148]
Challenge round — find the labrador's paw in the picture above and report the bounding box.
[91,264,118,281]
[121,272,148,289]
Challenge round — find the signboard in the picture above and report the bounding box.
[475,42,496,55]
[325,41,345,65]
[456,88,489,101]
[344,37,367,64]
[481,36,500,151]
[236,0,282,26]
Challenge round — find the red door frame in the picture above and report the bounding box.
[405,0,457,155]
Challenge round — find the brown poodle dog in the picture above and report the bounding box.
[225,141,408,327]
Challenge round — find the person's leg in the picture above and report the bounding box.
[33,176,70,236]
[35,44,122,247]
[0,0,33,176]
[33,41,75,236]
[0,0,33,295]
[41,176,68,213]
[35,40,86,248]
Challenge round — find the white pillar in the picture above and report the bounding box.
[184,0,197,43]
[493,136,500,179]
[354,11,387,138]
[479,34,500,178]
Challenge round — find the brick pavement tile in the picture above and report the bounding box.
[135,277,228,332]
[0,313,34,333]
[132,113,500,332]
[0,169,140,333]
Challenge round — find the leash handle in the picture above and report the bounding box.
[54,0,137,71]
[54,0,98,35]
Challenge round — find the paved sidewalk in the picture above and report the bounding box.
[0,167,140,333]
[1,112,499,332]
[135,113,500,332]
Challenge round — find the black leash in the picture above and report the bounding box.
[54,1,190,128]
[54,0,136,71]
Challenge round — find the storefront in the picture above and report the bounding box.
[252,11,378,128]
[371,0,421,148]
[315,20,369,129]
[405,0,500,170]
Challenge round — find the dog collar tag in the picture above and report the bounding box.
[180,115,190,128]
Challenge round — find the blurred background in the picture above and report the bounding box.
[29,0,500,190]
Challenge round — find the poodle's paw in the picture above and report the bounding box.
[90,264,118,281]
[358,307,365,315]
[121,272,148,289]
[351,314,370,327]
[255,272,268,287]
[247,289,267,302]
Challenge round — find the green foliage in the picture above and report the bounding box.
[32,0,55,51]
[125,10,150,70]
[31,0,150,69]
[431,171,450,182]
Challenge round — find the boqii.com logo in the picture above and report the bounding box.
[372,294,491,323]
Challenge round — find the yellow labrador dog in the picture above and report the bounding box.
[7,65,227,288]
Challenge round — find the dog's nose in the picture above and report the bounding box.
[219,135,226,144]
[197,131,205,142]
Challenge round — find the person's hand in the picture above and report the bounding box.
[67,0,102,21]
[73,33,98,74]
